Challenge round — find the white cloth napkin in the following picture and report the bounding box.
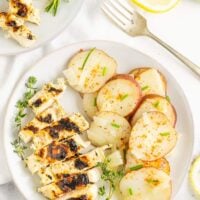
[0,0,200,199]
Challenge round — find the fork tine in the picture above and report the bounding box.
[101,3,127,31]
[116,0,135,15]
[106,0,132,21]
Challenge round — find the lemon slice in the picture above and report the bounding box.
[189,156,200,197]
[131,0,180,13]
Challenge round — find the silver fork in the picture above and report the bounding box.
[102,0,200,77]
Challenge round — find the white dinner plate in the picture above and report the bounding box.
[0,0,83,55]
[4,40,194,199]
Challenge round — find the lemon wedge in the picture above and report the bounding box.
[130,0,180,13]
[189,156,200,197]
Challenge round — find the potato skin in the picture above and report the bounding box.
[97,74,142,117]
[130,94,177,127]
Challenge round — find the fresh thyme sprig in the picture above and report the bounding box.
[45,0,69,16]
[97,159,124,200]
[11,138,27,160]
[12,76,37,160]
[15,76,37,129]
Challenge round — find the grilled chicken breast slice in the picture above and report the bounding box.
[0,12,36,47]
[26,134,90,174]
[32,113,89,150]
[19,101,66,143]
[38,145,111,185]
[38,168,100,199]
[28,78,66,114]
[57,184,98,200]
[9,0,40,24]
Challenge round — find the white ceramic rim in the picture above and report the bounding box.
[0,0,83,56]
[3,40,194,199]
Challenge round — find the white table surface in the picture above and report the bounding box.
[0,0,200,199]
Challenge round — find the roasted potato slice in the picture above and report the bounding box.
[129,112,177,161]
[87,111,131,149]
[120,167,171,200]
[131,94,176,127]
[97,74,141,117]
[64,49,117,93]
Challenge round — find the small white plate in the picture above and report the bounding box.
[0,0,83,55]
[4,40,194,199]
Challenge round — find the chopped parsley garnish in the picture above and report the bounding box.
[80,48,96,70]
[102,67,107,76]
[130,164,143,171]
[111,123,120,129]
[141,85,149,91]
[166,95,171,102]
[146,179,159,185]
[120,94,129,101]
[93,97,97,107]
[153,101,160,108]
[128,188,134,196]
[160,132,170,136]
[97,159,124,199]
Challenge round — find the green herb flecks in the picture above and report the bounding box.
[80,48,96,70]
[98,186,106,196]
[11,138,27,160]
[146,178,159,185]
[160,132,170,136]
[120,94,129,101]
[93,97,97,107]
[130,164,143,171]
[97,159,124,200]
[15,76,37,129]
[102,67,107,76]
[128,188,134,196]
[45,0,69,16]
[166,95,171,102]
[153,101,160,108]
[141,85,149,91]
[111,122,120,129]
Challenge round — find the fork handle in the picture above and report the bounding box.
[146,30,200,77]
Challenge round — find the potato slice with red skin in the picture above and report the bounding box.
[131,94,177,127]
[97,74,142,117]
[125,149,170,175]
[120,167,171,200]
[129,111,177,161]
[83,92,98,119]
[130,68,167,97]
[63,49,117,93]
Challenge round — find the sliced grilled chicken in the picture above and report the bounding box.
[129,112,177,161]
[63,49,117,93]
[28,78,66,114]
[120,167,171,200]
[0,12,36,47]
[26,135,90,174]
[9,0,40,24]
[125,149,170,175]
[57,184,98,200]
[19,101,66,143]
[38,168,100,199]
[38,145,111,185]
[32,113,89,150]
